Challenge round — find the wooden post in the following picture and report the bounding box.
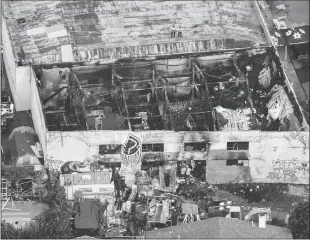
[194,64,216,130]
[246,74,254,108]
[191,62,195,101]
[111,64,115,86]
[152,64,156,98]
[163,86,174,130]
[121,88,132,130]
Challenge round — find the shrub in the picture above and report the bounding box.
[289,201,309,239]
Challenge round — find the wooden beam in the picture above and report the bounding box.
[232,54,254,109]
[163,86,174,130]
[152,64,156,99]
[112,67,123,116]
[194,64,216,130]
[191,62,195,101]
[80,83,105,88]
[123,84,203,93]
[111,66,115,86]
[245,72,254,109]
[123,86,163,92]
[45,110,66,114]
[75,108,82,128]
[121,88,132,130]
[158,73,192,78]
[121,79,153,84]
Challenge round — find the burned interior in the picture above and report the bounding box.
[33,47,305,132]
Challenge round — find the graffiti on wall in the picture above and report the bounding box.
[46,158,65,173]
[120,134,142,171]
[267,160,309,182]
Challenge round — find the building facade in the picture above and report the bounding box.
[2,1,309,186]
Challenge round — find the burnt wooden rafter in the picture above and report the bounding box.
[232,54,254,109]
[121,87,132,130]
[163,85,174,130]
[191,62,195,101]
[194,63,216,130]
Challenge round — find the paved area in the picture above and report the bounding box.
[3,1,266,64]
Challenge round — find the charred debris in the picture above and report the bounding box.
[33,47,305,132]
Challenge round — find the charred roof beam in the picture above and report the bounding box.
[42,87,67,106]
[194,63,216,131]
[121,88,132,131]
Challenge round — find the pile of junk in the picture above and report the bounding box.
[71,163,267,238]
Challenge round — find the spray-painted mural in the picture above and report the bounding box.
[266,159,309,182]
[121,134,142,170]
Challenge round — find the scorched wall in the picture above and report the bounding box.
[46,130,309,184]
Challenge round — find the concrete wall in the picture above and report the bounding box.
[3,16,34,111]
[14,66,32,111]
[2,15,18,107]
[30,69,48,157]
[45,130,309,184]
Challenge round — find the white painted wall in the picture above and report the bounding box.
[30,70,48,157]
[45,130,309,184]
[2,15,18,106]
[14,66,32,111]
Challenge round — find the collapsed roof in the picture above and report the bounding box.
[34,47,307,132]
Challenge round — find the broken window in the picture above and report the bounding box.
[184,142,210,151]
[99,144,122,154]
[78,188,92,192]
[227,142,249,151]
[142,143,164,152]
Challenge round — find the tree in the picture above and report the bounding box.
[33,183,74,239]
[1,183,74,239]
[289,201,309,239]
